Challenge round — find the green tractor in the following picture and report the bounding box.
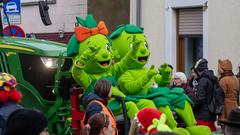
[0,37,75,134]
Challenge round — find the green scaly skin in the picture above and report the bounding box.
[110,24,212,135]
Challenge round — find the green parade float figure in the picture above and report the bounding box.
[67,15,156,120]
[110,24,212,135]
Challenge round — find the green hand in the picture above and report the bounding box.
[73,55,85,68]
[130,35,141,58]
[140,65,158,87]
[147,64,158,79]
[73,45,100,68]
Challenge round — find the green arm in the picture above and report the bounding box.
[118,65,157,95]
[72,64,92,90]
[112,35,141,78]
[71,52,94,90]
[111,51,136,78]
[111,86,126,97]
[118,71,142,95]
[71,45,100,89]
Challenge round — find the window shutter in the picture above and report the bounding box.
[179,8,203,35]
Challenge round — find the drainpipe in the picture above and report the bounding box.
[0,6,3,36]
[136,0,141,26]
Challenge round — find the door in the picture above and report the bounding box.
[176,8,203,77]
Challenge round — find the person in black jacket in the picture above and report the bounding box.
[236,63,240,79]
[192,58,217,132]
[236,63,240,105]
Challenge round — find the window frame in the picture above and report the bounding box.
[165,0,208,73]
[21,0,56,6]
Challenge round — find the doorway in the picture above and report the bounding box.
[177,36,203,77]
[176,8,203,77]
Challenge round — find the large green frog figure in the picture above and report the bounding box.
[110,24,212,135]
[67,15,155,120]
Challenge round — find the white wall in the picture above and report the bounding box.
[3,0,87,33]
[208,0,240,74]
[140,0,166,68]
[140,0,239,74]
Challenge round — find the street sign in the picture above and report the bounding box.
[3,0,21,24]
[3,14,21,25]
[3,25,25,37]
[3,0,21,14]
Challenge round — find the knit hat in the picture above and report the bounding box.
[136,108,172,134]
[218,59,232,71]
[5,109,48,135]
[173,72,187,84]
[0,73,22,103]
[193,58,208,72]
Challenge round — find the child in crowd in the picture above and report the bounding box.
[83,79,117,135]
[81,113,113,135]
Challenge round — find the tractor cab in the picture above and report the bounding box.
[0,36,75,134]
[0,36,132,135]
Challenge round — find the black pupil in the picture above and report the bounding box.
[145,42,148,48]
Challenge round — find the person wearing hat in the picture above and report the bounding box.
[4,109,49,135]
[219,107,240,135]
[192,58,218,131]
[218,59,239,132]
[0,72,23,135]
[128,108,191,135]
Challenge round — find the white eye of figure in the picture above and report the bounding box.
[106,43,111,51]
[130,43,133,49]
[144,41,148,48]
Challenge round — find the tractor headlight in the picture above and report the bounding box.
[40,57,58,68]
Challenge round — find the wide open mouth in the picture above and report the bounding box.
[138,56,148,62]
[99,60,110,66]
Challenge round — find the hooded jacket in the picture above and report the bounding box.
[82,92,117,135]
[218,59,239,120]
[0,102,22,135]
[82,92,106,124]
[193,70,217,121]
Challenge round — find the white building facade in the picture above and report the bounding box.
[131,0,240,75]
[2,0,87,43]
[4,0,239,75]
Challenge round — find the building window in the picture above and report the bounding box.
[22,0,56,6]
[165,0,207,76]
[176,8,203,77]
